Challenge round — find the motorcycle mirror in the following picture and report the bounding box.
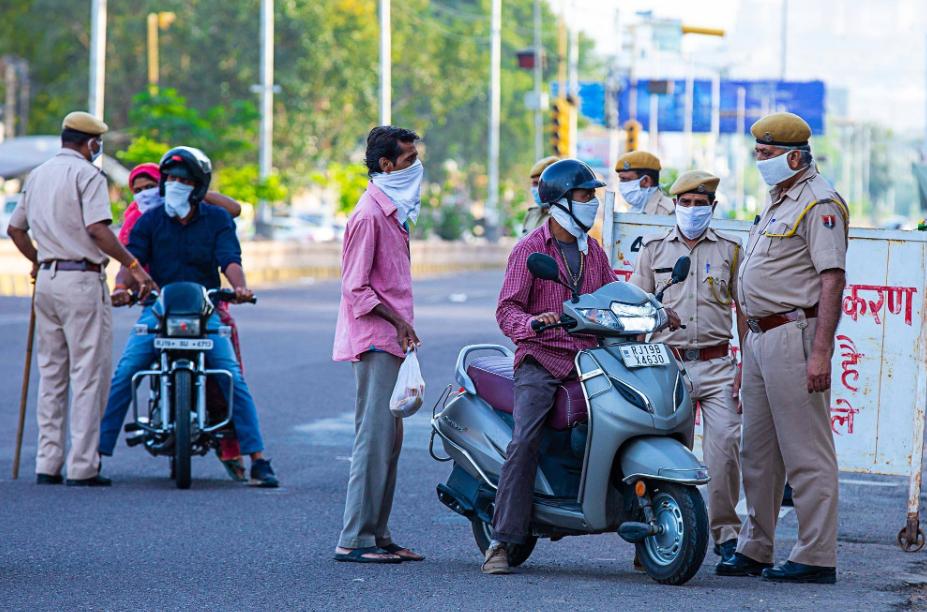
[527,253,560,282]
[671,256,691,284]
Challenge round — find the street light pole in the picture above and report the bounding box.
[379,0,391,125]
[780,0,788,80]
[257,0,275,236]
[88,0,106,121]
[487,0,501,240]
[533,0,542,160]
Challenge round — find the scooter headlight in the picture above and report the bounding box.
[578,308,622,330]
[165,316,201,337]
[609,302,660,334]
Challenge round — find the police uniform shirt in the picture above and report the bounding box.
[9,148,112,264]
[631,226,743,348]
[643,188,675,215]
[737,165,849,318]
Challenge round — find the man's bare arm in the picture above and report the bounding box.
[807,269,846,393]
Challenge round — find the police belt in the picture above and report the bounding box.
[670,343,730,362]
[40,259,103,273]
[746,305,818,334]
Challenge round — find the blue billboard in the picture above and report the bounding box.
[555,79,826,134]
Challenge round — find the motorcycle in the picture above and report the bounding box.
[430,253,711,585]
[124,282,256,489]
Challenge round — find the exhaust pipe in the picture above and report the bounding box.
[617,521,663,543]
[436,483,474,518]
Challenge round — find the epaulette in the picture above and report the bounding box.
[641,228,673,246]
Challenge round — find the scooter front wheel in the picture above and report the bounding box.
[471,518,537,568]
[635,482,708,586]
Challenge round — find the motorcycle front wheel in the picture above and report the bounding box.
[635,482,708,585]
[173,370,193,490]
[471,517,537,567]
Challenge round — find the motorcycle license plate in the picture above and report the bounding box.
[619,343,670,368]
[153,338,214,351]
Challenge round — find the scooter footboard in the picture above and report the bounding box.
[619,436,710,485]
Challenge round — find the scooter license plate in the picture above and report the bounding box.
[153,338,214,351]
[619,343,670,368]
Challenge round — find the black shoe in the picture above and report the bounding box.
[762,561,836,584]
[782,483,794,507]
[716,552,773,577]
[66,474,112,487]
[716,539,738,563]
[36,473,63,485]
[249,458,279,488]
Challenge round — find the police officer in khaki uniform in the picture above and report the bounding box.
[522,155,560,235]
[6,112,155,486]
[615,151,675,215]
[717,112,847,584]
[630,170,746,564]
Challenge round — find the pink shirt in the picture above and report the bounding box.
[118,201,143,245]
[333,183,413,362]
[497,220,617,379]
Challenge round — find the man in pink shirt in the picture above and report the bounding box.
[483,159,617,574]
[333,126,425,564]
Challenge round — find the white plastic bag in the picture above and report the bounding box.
[390,350,425,418]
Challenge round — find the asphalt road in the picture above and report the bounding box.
[1,270,926,611]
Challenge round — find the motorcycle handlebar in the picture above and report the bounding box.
[208,288,257,305]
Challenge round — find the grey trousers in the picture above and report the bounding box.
[491,357,560,545]
[338,351,404,549]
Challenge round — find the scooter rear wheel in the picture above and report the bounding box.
[634,482,708,586]
[471,518,537,568]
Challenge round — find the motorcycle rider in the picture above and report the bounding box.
[521,156,560,235]
[99,146,278,487]
[482,159,621,574]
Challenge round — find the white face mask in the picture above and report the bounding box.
[371,158,424,225]
[550,197,599,254]
[134,187,163,214]
[89,138,103,163]
[756,152,800,186]
[164,181,194,219]
[675,204,714,240]
[618,177,658,212]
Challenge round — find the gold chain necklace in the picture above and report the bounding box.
[555,241,584,293]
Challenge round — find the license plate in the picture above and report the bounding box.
[153,338,214,351]
[619,343,670,368]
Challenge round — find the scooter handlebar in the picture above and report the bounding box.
[531,315,575,334]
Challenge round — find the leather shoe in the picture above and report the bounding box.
[36,473,63,485]
[716,552,772,577]
[762,560,836,584]
[716,538,738,563]
[66,474,112,487]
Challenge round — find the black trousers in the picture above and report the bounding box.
[491,357,561,544]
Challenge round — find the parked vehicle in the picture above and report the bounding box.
[431,254,710,585]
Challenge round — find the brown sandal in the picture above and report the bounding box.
[380,543,425,561]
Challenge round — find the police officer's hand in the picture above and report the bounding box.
[129,264,157,300]
[532,312,560,327]
[665,307,682,331]
[29,261,38,281]
[233,286,254,303]
[111,288,131,307]
[807,350,832,393]
[732,363,743,414]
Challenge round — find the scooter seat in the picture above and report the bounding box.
[466,355,587,430]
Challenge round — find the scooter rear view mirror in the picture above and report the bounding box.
[527,253,560,281]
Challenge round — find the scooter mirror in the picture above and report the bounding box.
[527,253,560,282]
[671,256,691,284]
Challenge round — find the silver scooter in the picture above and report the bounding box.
[430,253,710,585]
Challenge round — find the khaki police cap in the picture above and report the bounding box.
[615,150,661,173]
[751,112,810,147]
[670,170,720,196]
[529,156,560,179]
[62,111,108,136]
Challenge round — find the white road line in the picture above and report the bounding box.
[839,478,901,487]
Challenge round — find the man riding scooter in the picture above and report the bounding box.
[99,146,278,487]
[483,159,680,574]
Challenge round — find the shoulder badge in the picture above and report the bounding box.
[822,215,835,229]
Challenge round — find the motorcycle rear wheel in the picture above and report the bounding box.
[634,482,708,585]
[173,370,193,490]
[471,518,537,567]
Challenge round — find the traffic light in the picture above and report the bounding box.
[551,97,574,157]
[624,119,642,152]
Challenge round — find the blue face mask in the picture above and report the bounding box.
[164,181,194,219]
[531,186,542,206]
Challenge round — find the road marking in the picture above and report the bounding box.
[839,478,901,487]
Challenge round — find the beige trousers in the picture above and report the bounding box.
[736,319,838,567]
[33,267,112,480]
[687,356,742,545]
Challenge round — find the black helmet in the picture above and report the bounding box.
[537,159,605,205]
[159,146,212,206]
